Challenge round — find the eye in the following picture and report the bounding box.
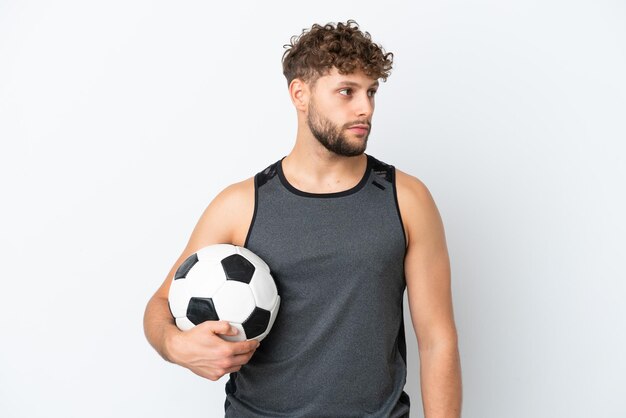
[339,88,352,96]
[368,89,378,97]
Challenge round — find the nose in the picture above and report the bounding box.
[354,92,374,118]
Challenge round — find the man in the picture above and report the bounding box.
[144,20,462,417]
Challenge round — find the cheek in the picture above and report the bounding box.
[316,97,351,126]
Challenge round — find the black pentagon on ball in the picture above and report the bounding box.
[242,307,271,339]
[186,297,219,325]
[221,254,255,284]
[175,253,199,280]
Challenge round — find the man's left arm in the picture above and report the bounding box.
[396,169,462,418]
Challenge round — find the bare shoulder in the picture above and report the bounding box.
[210,176,255,217]
[395,168,433,205]
[194,175,255,248]
[394,168,445,248]
[221,176,255,246]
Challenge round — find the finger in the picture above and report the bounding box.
[230,351,256,366]
[223,365,242,374]
[229,339,260,355]
[226,348,257,369]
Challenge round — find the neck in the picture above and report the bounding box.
[281,142,368,194]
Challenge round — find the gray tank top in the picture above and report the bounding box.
[225,153,410,418]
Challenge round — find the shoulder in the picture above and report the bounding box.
[395,168,433,208]
[214,176,255,209]
[190,175,255,247]
[394,168,444,248]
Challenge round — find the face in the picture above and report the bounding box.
[305,67,379,157]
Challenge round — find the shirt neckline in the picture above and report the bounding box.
[277,154,372,198]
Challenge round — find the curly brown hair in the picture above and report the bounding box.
[281,20,394,89]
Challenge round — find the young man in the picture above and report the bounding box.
[144,20,462,418]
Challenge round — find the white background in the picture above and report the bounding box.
[1,1,625,417]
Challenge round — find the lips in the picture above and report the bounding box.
[349,126,369,134]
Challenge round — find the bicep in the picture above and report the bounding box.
[397,172,456,351]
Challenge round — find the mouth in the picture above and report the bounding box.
[348,126,369,135]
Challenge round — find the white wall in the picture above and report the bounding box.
[1,1,624,417]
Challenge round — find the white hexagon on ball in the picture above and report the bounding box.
[168,277,192,318]
[249,270,278,311]
[212,281,256,324]
[184,259,226,298]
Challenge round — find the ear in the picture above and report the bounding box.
[289,78,309,112]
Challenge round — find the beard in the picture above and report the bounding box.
[306,97,370,157]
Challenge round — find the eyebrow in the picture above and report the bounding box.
[335,80,380,89]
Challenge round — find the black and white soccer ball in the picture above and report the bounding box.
[168,244,280,342]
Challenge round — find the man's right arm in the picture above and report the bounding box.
[143,177,259,381]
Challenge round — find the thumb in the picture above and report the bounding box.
[204,320,237,336]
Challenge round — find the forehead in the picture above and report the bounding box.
[315,67,379,89]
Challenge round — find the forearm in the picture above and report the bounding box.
[419,341,463,418]
[143,294,180,363]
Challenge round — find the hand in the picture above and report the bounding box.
[166,320,260,381]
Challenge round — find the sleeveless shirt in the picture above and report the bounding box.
[224,153,411,418]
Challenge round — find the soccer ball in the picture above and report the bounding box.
[168,244,280,342]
